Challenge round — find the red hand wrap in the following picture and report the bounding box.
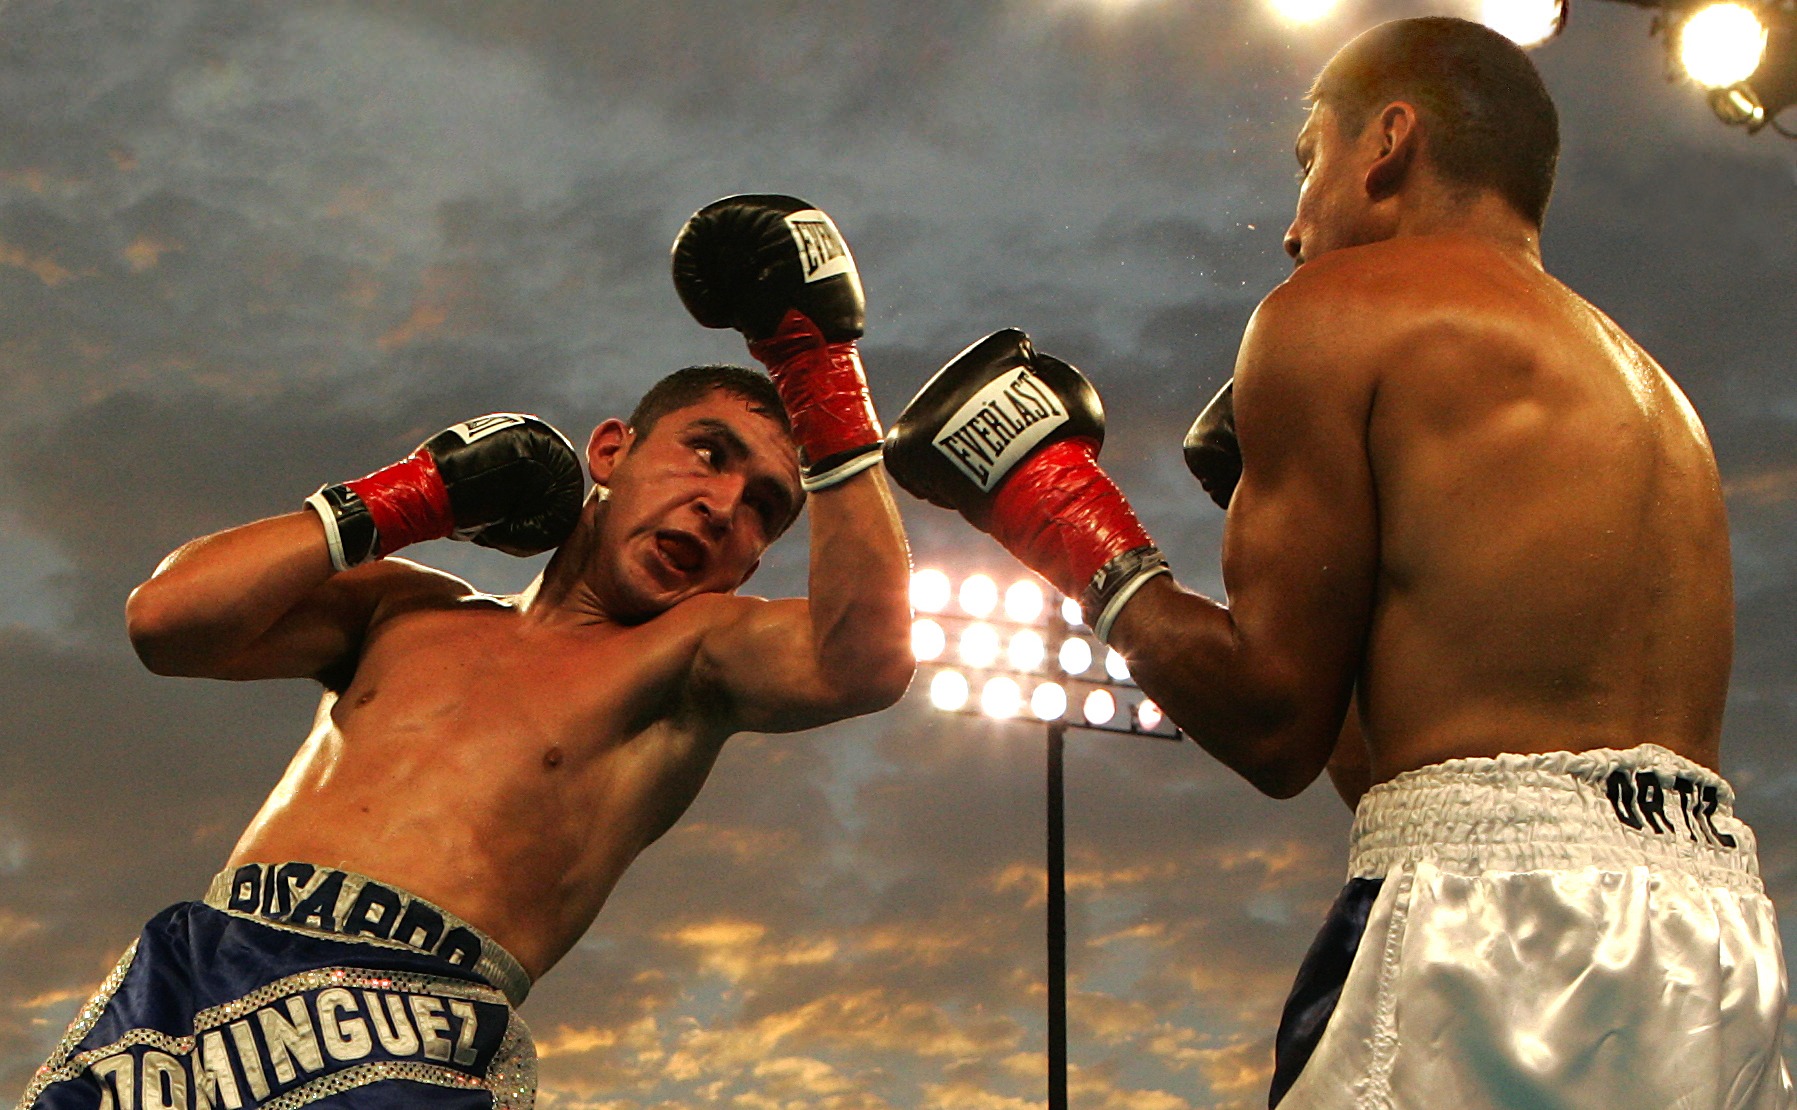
[747,309,881,470]
[987,438,1154,601]
[344,449,455,558]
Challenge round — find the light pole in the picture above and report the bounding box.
[909,569,1180,1110]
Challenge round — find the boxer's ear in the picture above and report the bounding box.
[587,419,632,484]
[1364,101,1419,202]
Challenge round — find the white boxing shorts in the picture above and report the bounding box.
[1272,744,1794,1110]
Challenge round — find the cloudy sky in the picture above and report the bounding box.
[2,0,1795,1106]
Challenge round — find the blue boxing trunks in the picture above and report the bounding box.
[1271,745,1794,1110]
[15,863,537,1109]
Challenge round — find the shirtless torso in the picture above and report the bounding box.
[1345,235,1730,783]
[129,388,913,981]
[231,576,763,980]
[1110,103,1731,804]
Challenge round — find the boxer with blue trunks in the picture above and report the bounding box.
[19,865,534,1110]
[880,15,1792,1108]
[20,196,914,1108]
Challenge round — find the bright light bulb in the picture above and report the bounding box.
[1680,3,1768,89]
[1083,689,1117,725]
[1008,629,1046,672]
[1004,579,1045,624]
[958,623,1002,668]
[930,669,970,711]
[1059,637,1093,676]
[1480,0,1564,48]
[911,569,951,614]
[1032,682,1068,721]
[1105,648,1131,682]
[1137,699,1165,732]
[911,618,946,662]
[1061,598,1084,627]
[981,676,1023,719]
[960,574,999,618]
[1268,0,1338,25]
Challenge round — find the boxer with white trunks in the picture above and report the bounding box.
[21,195,914,1109]
[1272,746,1786,1108]
[883,17,1791,1108]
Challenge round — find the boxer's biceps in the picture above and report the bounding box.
[692,597,873,733]
[202,560,441,685]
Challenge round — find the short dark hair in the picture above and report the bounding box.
[1310,16,1560,227]
[627,364,791,438]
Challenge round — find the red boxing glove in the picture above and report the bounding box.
[308,414,584,571]
[883,330,1169,642]
[344,449,455,559]
[748,309,882,490]
[671,195,882,491]
[987,438,1156,604]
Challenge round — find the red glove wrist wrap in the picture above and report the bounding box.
[988,438,1154,601]
[747,309,881,473]
[344,449,455,558]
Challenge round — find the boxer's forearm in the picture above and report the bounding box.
[1108,575,1345,798]
[804,466,914,709]
[126,511,339,676]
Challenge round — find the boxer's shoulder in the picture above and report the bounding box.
[353,556,483,617]
[1256,238,1544,390]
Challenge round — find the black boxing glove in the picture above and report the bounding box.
[671,194,880,491]
[885,330,1169,642]
[1184,380,1240,510]
[306,414,584,571]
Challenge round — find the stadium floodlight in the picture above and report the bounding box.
[1083,688,1117,726]
[981,675,1025,719]
[1680,2,1769,86]
[1032,682,1069,722]
[1621,0,1797,137]
[959,573,999,619]
[908,569,1178,740]
[1005,579,1046,624]
[906,567,1183,1110]
[1269,0,1340,25]
[1009,628,1048,672]
[958,622,1003,669]
[1058,636,1093,677]
[1104,647,1132,682]
[1481,0,1570,46]
[912,617,947,662]
[911,568,951,614]
[929,668,970,712]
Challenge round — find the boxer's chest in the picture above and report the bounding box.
[335,601,703,772]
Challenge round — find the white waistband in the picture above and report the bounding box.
[1349,744,1763,892]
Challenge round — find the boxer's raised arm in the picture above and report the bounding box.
[126,511,405,681]
[879,280,1377,797]
[127,414,581,682]
[697,467,914,732]
[672,195,913,731]
[1107,273,1380,797]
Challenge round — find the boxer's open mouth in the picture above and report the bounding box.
[654,531,707,574]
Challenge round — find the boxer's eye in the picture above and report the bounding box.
[691,437,723,468]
